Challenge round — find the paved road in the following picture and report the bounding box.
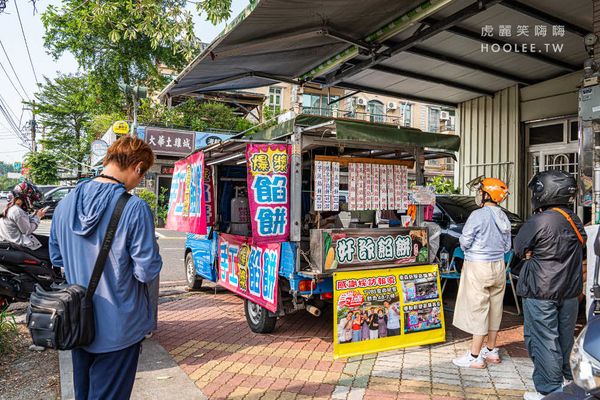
[36,220,188,286]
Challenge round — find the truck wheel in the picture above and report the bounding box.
[185,252,203,290]
[244,299,277,333]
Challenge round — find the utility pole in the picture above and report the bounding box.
[30,100,36,152]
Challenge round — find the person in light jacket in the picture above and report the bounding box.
[452,177,511,369]
[50,137,162,400]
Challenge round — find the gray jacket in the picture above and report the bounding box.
[459,205,511,262]
[0,205,41,249]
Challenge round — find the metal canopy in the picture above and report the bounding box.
[160,0,591,106]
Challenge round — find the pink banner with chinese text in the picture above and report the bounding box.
[165,152,207,234]
[246,144,291,244]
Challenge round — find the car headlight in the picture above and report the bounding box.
[571,325,600,393]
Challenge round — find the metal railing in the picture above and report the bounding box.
[300,106,402,126]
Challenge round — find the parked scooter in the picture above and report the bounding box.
[0,242,62,309]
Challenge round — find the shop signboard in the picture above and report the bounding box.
[246,143,291,244]
[312,228,429,271]
[144,127,195,156]
[165,152,207,234]
[195,132,232,149]
[160,165,175,175]
[112,120,129,135]
[333,264,445,358]
[217,233,280,312]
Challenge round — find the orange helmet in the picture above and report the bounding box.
[466,176,509,204]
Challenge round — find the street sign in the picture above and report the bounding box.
[91,140,109,157]
[12,162,21,171]
[112,121,130,135]
[7,172,21,179]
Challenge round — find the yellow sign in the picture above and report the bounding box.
[112,121,130,135]
[333,264,445,359]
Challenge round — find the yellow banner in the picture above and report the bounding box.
[333,264,445,359]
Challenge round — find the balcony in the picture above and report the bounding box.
[300,106,402,126]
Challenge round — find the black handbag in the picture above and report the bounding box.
[26,193,131,350]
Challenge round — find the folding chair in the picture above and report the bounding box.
[504,250,521,315]
[441,247,463,295]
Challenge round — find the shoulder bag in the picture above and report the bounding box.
[26,192,131,350]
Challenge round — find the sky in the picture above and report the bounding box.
[0,0,248,164]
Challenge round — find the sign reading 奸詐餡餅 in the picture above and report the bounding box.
[333,264,445,358]
[217,233,280,312]
[165,151,206,234]
[246,143,291,244]
[144,127,195,156]
[315,228,429,270]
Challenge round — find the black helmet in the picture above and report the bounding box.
[528,170,577,210]
[11,181,42,211]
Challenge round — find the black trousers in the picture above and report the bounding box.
[22,234,51,261]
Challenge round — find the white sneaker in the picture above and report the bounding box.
[480,347,501,364]
[452,351,486,368]
[523,392,545,400]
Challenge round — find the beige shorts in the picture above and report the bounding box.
[452,259,506,336]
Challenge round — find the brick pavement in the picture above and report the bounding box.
[155,290,535,400]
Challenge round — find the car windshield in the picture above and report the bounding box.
[436,196,521,224]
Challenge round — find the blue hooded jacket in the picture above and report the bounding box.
[49,180,162,353]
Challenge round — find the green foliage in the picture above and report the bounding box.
[138,100,253,132]
[428,176,458,194]
[0,176,18,191]
[157,187,170,224]
[0,162,16,176]
[28,74,96,178]
[41,0,233,112]
[137,188,157,213]
[0,309,18,356]
[24,151,59,185]
[87,112,127,140]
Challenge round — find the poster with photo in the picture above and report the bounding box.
[333,264,445,359]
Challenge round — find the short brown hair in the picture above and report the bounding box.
[103,136,155,173]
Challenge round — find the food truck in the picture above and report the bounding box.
[168,114,460,348]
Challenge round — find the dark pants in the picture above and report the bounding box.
[523,297,579,395]
[17,234,50,261]
[72,342,141,400]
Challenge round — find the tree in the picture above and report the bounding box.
[24,152,59,185]
[42,0,233,113]
[138,99,254,132]
[428,176,458,194]
[29,74,95,179]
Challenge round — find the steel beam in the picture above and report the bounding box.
[422,18,580,71]
[325,0,503,87]
[500,0,590,37]
[334,82,458,108]
[368,63,495,96]
[407,46,537,85]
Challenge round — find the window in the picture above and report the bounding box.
[367,100,384,123]
[428,107,440,133]
[268,87,282,113]
[48,188,70,201]
[403,103,412,127]
[302,93,339,116]
[528,123,564,146]
[570,120,579,142]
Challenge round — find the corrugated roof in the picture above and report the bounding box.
[160,0,591,107]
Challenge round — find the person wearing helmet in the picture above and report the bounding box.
[452,176,512,369]
[515,170,586,400]
[0,181,48,260]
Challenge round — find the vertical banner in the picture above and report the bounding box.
[348,163,356,211]
[356,163,365,210]
[166,152,207,234]
[387,164,396,210]
[323,162,332,211]
[332,162,340,211]
[246,144,291,244]
[372,163,380,211]
[379,164,388,210]
[204,165,216,226]
[364,163,372,210]
[333,264,445,359]
[393,165,403,211]
[314,161,324,211]
[218,233,280,312]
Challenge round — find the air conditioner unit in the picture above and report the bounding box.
[356,97,367,106]
[387,102,397,110]
[440,111,450,120]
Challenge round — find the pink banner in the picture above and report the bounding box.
[246,144,291,244]
[165,152,207,234]
[218,233,280,312]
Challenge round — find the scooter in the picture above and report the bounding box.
[547,253,600,399]
[0,242,62,309]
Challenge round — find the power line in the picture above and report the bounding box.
[0,40,30,101]
[0,59,26,101]
[14,0,39,85]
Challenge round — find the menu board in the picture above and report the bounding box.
[333,264,445,358]
[314,160,340,212]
